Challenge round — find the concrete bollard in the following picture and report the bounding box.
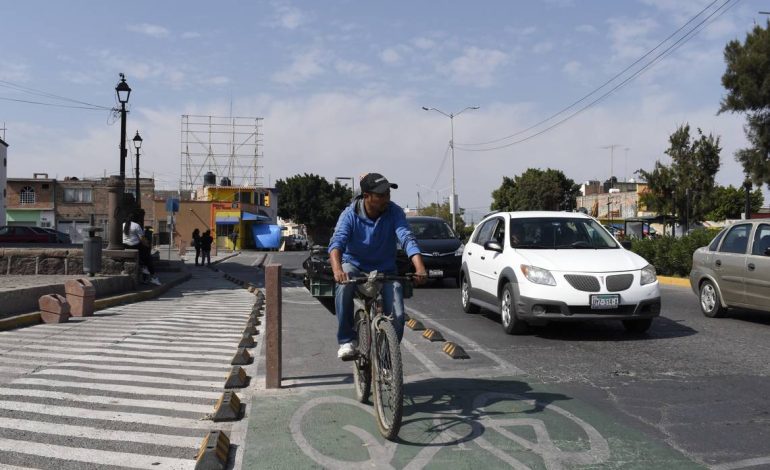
[65,278,96,317]
[39,294,71,324]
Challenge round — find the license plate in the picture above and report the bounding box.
[428,269,443,278]
[590,294,619,309]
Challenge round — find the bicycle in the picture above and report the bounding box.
[340,271,413,440]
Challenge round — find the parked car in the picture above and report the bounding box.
[690,220,770,318]
[285,234,309,251]
[0,226,54,243]
[460,211,661,334]
[40,228,72,244]
[396,216,463,284]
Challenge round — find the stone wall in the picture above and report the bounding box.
[0,248,138,276]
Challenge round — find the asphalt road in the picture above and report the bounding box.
[407,279,770,469]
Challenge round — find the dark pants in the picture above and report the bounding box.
[195,247,202,265]
[201,249,211,266]
[124,243,155,275]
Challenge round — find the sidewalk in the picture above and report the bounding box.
[0,245,240,330]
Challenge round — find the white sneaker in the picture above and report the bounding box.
[141,266,150,275]
[149,277,162,286]
[337,341,357,360]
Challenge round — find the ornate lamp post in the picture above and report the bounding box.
[132,131,143,208]
[107,74,131,250]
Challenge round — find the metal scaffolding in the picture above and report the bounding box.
[180,115,264,191]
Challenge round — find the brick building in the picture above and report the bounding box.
[6,173,56,229]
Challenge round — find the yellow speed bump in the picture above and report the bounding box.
[225,366,250,389]
[195,430,230,470]
[442,342,470,359]
[422,328,445,342]
[406,319,425,331]
[212,391,244,422]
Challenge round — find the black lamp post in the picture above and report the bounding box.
[132,131,143,208]
[744,179,752,220]
[107,73,132,251]
[116,74,131,179]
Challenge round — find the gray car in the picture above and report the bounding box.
[690,220,770,317]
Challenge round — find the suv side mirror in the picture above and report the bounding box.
[620,240,632,250]
[484,240,503,253]
[765,247,770,257]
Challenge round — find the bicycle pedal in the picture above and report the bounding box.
[340,354,359,362]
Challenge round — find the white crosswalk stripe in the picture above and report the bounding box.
[0,268,258,469]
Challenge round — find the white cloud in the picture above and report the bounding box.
[199,76,230,86]
[335,59,369,77]
[446,47,508,88]
[271,49,326,84]
[412,37,436,50]
[0,63,30,82]
[272,3,308,30]
[380,48,401,65]
[562,60,582,78]
[126,23,170,38]
[181,31,201,39]
[532,41,554,54]
[607,17,659,60]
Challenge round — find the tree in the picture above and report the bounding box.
[704,185,764,221]
[275,173,352,244]
[638,124,721,224]
[490,168,579,212]
[420,201,466,234]
[720,21,770,187]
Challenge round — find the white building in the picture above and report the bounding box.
[0,137,7,225]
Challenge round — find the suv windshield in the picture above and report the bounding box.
[510,217,619,249]
[409,220,456,240]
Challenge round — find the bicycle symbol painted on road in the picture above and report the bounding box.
[289,389,611,469]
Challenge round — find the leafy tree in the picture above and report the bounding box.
[720,21,770,187]
[275,173,352,244]
[638,124,721,223]
[419,201,466,234]
[704,185,764,221]
[490,168,579,212]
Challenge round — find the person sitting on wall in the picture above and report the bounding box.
[123,211,161,285]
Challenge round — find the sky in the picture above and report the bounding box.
[2,0,769,223]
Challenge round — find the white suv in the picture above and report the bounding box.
[460,211,661,334]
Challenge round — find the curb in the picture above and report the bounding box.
[0,272,192,332]
[657,276,691,288]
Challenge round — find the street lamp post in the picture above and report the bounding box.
[107,74,132,250]
[422,106,479,231]
[132,131,143,208]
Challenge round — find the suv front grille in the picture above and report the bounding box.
[606,274,634,292]
[564,274,600,292]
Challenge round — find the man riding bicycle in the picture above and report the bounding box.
[328,173,427,360]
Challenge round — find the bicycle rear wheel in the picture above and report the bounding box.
[353,309,371,403]
[372,319,403,440]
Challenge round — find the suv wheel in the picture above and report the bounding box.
[500,283,527,335]
[460,275,479,313]
[699,280,725,318]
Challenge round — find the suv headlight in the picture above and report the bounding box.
[454,244,465,256]
[520,265,556,286]
[640,264,657,285]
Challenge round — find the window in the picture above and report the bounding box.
[473,218,500,245]
[19,186,35,204]
[719,224,751,254]
[63,188,93,203]
[709,229,727,251]
[751,224,770,256]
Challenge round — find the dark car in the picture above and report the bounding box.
[397,216,463,285]
[0,226,53,243]
[40,228,72,244]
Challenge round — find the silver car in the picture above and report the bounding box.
[690,220,770,317]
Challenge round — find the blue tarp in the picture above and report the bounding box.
[251,224,282,249]
[243,212,270,221]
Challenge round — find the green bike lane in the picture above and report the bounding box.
[240,284,703,469]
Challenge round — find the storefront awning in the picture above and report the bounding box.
[243,211,270,222]
[215,210,240,224]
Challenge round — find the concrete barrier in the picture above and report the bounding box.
[38,294,70,324]
[65,278,96,317]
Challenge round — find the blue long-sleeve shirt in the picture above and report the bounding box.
[328,198,421,273]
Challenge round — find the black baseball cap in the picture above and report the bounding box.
[360,173,398,194]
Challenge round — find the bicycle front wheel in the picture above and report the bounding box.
[372,319,403,440]
[353,309,371,403]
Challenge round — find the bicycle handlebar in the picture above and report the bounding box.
[339,273,416,285]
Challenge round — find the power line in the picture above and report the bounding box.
[455,0,737,151]
[0,79,111,110]
[0,96,110,110]
[430,143,452,189]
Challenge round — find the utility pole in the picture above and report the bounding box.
[600,144,622,189]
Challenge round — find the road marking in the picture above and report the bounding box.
[0,387,213,413]
[12,378,222,399]
[0,437,196,469]
[712,457,770,470]
[0,400,211,429]
[31,361,229,377]
[0,353,229,369]
[2,346,232,360]
[25,368,225,388]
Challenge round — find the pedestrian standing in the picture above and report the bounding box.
[192,228,201,266]
[200,229,214,266]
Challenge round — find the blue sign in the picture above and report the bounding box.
[165,198,180,213]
